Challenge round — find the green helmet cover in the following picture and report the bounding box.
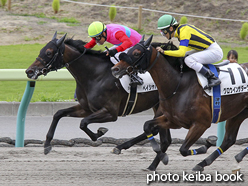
[88,21,107,37]
[157,15,178,30]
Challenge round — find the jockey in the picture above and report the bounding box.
[156,14,223,89]
[84,21,143,86]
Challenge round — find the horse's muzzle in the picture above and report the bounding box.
[111,66,123,79]
[25,68,40,80]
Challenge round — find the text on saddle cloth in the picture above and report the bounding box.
[119,72,157,93]
[197,63,248,96]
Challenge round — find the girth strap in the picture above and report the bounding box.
[208,64,221,123]
[122,84,138,116]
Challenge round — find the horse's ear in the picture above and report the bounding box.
[56,33,67,47]
[144,35,153,47]
[139,35,145,42]
[52,31,57,41]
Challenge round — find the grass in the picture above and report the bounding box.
[13,13,80,26]
[0,43,112,102]
[221,46,248,63]
[0,43,247,102]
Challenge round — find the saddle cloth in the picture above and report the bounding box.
[119,72,157,93]
[197,63,248,96]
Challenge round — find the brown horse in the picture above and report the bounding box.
[111,35,248,171]
[25,33,174,170]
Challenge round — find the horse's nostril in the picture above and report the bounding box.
[26,69,34,78]
[112,67,120,72]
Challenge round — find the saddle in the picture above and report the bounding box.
[197,63,248,96]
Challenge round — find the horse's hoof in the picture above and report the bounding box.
[112,147,121,155]
[235,153,243,163]
[160,153,169,165]
[192,164,204,172]
[44,146,52,155]
[206,135,218,146]
[142,168,156,172]
[98,127,108,136]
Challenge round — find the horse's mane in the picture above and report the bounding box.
[151,41,190,72]
[64,38,110,61]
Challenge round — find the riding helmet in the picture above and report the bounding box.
[88,21,107,37]
[157,14,178,30]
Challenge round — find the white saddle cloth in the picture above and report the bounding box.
[197,63,248,96]
[120,72,157,93]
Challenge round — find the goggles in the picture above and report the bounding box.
[160,28,168,36]
[95,35,102,41]
[94,24,106,41]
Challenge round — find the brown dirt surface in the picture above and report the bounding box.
[0,0,248,46]
[0,145,247,186]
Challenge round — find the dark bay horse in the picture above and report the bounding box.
[25,33,172,167]
[111,35,248,171]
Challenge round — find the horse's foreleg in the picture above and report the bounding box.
[179,123,209,157]
[113,127,159,155]
[143,115,169,165]
[80,107,117,141]
[147,128,172,171]
[193,109,248,171]
[113,133,147,155]
[44,104,87,155]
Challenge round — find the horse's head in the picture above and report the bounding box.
[111,35,155,79]
[26,31,67,79]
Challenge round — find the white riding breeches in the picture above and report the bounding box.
[184,42,223,72]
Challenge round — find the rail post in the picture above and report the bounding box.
[15,81,35,147]
[138,5,142,30]
[216,121,226,147]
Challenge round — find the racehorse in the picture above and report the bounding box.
[25,32,173,168]
[111,35,248,171]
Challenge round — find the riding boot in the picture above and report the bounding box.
[199,66,221,89]
[129,73,144,86]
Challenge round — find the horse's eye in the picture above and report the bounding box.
[134,52,140,57]
[46,51,52,57]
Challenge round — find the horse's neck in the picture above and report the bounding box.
[63,45,111,83]
[149,51,180,99]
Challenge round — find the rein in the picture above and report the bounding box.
[64,47,87,68]
[160,61,184,100]
[146,51,160,71]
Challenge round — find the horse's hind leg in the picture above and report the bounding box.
[44,104,88,155]
[193,108,248,171]
[235,147,248,163]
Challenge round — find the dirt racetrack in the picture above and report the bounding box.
[0,145,247,186]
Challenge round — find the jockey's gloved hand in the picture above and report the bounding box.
[108,49,118,57]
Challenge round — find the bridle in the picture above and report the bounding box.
[36,42,65,75]
[36,41,86,76]
[122,36,183,100]
[123,43,160,75]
